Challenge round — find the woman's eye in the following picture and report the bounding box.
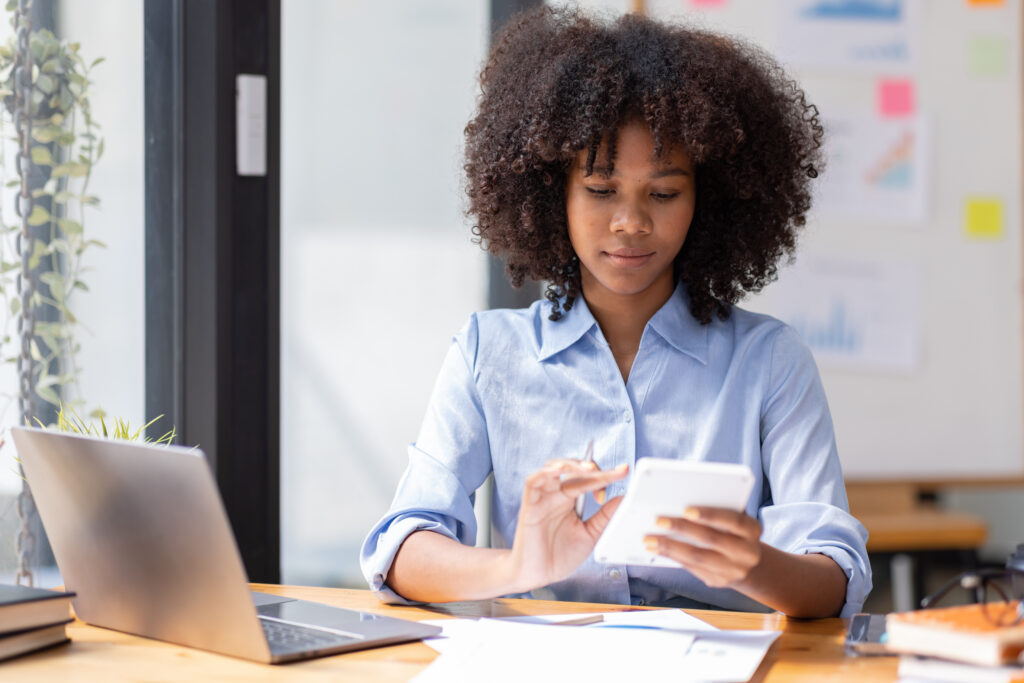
[651,192,680,201]
[585,187,613,197]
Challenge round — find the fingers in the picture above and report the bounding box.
[542,458,601,472]
[583,495,623,537]
[523,461,628,505]
[557,463,628,499]
[655,519,757,561]
[668,507,762,540]
[643,534,761,588]
[642,508,763,589]
[645,529,760,570]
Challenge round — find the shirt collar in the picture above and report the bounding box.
[537,282,709,365]
[646,281,709,365]
[537,296,598,362]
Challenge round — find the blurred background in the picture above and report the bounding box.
[0,0,1019,616]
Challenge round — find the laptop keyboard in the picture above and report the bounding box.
[260,617,354,654]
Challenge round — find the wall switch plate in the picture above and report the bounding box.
[236,74,267,177]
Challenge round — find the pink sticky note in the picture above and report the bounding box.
[878,79,915,118]
[689,0,727,7]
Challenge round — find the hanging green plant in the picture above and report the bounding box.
[0,4,104,419]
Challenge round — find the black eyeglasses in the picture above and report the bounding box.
[920,568,1024,627]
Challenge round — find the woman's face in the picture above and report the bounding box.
[565,119,696,308]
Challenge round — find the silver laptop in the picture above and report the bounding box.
[11,426,440,663]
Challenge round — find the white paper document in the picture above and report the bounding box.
[596,608,719,631]
[680,630,783,682]
[753,254,923,373]
[415,619,696,682]
[772,0,922,73]
[423,608,717,653]
[500,608,719,630]
[814,115,931,225]
[415,614,779,683]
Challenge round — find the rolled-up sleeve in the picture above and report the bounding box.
[758,326,872,617]
[360,316,493,604]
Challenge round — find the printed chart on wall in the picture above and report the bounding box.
[815,114,929,225]
[755,255,922,374]
[773,0,922,73]
[683,0,1024,480]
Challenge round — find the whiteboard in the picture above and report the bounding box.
[643,0,1024,480]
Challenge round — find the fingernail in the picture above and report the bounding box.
[644,537,659,552]
[682,507,700,521]
[614,463,628,472]
[595,490,606,504]
[655,517,671,529]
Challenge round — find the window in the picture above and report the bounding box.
[280,2,490,586]
[0,0,144,586]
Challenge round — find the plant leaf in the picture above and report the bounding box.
[36,383,60,407]
[31,126,63,144]
[31,146,54,166]
[35,73,55,95]
[57,218,82,236]
[29,239,46,269]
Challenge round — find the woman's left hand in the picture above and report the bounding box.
[644,507,764,589]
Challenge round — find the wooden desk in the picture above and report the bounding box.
[2,584,898,682]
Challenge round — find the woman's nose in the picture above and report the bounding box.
[611,202,652,235]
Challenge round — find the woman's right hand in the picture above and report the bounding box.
[507,459,628,593]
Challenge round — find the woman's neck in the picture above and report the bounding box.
[581,275,676,381]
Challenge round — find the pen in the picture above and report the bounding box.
[575,439,595,518]
[552,614,604,626]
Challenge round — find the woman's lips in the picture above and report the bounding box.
[604,249,654,268]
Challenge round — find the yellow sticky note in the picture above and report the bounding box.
[965,198,1004,239]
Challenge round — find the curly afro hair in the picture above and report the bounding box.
[464,6,823,323]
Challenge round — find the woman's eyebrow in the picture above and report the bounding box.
[585,166,691,178]
[650,167,691,178]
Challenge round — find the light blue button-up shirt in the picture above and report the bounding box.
[361,283,871,616]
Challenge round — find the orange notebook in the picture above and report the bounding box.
[886,602,1024,667]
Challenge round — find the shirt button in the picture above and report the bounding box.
[624,411,632,423]
[609,568,622,580]
[637,598,646,606]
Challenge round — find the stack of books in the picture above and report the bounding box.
[0,584,74,662]
[886,602,1024,682]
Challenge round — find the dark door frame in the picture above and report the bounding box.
[144,0,281,583]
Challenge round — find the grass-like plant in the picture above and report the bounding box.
[32,403,176,445]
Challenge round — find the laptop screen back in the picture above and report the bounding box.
[12,427,271,661]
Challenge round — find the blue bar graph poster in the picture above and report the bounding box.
[754,255,922,373]
[772,0,921,73]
